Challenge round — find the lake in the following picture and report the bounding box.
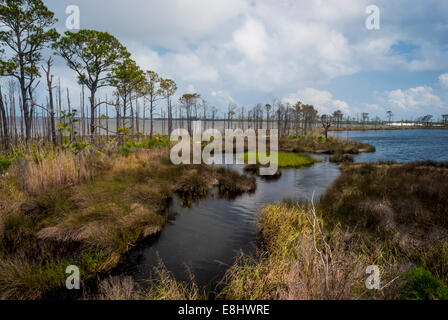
[331,129,448,162]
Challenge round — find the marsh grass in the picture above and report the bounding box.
[321,161,448,235]
[219,202,372,300]
[220,161,448,300]
[92,262,206,300]
[279,135,374,158]
[320,161,448,298]
[243,152,319,168]
[0,143,256,299]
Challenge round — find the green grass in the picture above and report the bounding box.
[0,157,12,172]
[243,152,320,168]
[402,268,448,300]
[219,202,367,300]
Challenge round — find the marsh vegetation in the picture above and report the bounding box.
[221,161,448,300]
[0,142,255,299]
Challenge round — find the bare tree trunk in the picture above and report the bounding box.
[167,98,173,135]
[12,94,18,144]
[18,96,23,144]
[43,59,57,146]
[142,99,146,136]
[115,97,121,143]
[90,90,96,144]
[81,85,85,139]
[150,98,154,139]
[130,98,135,136]
[106,98,109,142]
[0,88,9,150]
[66,88,73,143]
[122,96,127,129]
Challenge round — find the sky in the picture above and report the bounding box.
[32,0,448,120]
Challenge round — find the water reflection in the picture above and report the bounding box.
[127,155,341,287]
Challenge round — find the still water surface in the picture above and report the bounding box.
[331,129,448,162]
[127,156,340,287]
[126,129,448,287]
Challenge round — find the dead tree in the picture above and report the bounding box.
[321,114,333,139]
[0,87,9,150]
[41,58,57,146]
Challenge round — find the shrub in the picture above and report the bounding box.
[126,135,170,150]
[0,157,12,172]
[330,152,354,163]
[70,142,90,154]
[145,135,170,149]
[401,268,448,300]
[120,146,131,157]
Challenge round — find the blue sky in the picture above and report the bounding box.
[35,0,448,120]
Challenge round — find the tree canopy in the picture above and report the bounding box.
[54,29,130,92]
[0,0,58,81]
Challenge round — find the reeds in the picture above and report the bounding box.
[219,202,369,299]
[0,144,256,299]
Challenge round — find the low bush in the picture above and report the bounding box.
[401,268,448,300]
[0,157,12,172]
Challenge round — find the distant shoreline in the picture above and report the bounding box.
[329,126,448,132]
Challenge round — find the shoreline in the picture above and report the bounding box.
[329,126,448,132]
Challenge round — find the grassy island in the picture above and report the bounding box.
[243,152,319,168]
[279,135,375,163]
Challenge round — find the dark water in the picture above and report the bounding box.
[127,156,341,287]
[331,129,448,162]
[126,129,448,288]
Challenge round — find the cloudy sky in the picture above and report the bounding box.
[40,0,448,120]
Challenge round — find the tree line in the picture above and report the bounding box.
[3,1,441,152]
[0,0,183,149]
[0,0,335,150]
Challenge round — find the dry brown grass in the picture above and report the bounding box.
[279,135,374,156]
[0,145,256,299]
[219,202,392,300]
[142,264,203,300]
[9,150,110,196]
[321,161,448,240]
[96,276,139,300]
[93,262,203,301]
[319,162,448,298]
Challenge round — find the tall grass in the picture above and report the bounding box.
[220,202,369,300]
[0,142,257,299]
[221,161,448,300]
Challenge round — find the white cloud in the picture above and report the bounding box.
[282,88,351,114]
[211,90,235,105]
[439,74,448,88]
[386,86,443,111]
[232,19,269,64]
[38,0,448,117]
[129,42,218,83]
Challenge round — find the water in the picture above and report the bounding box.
[331,129,448,162]
[125,129,448,288]
[24,118,297,137]
[126,156,341,287]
